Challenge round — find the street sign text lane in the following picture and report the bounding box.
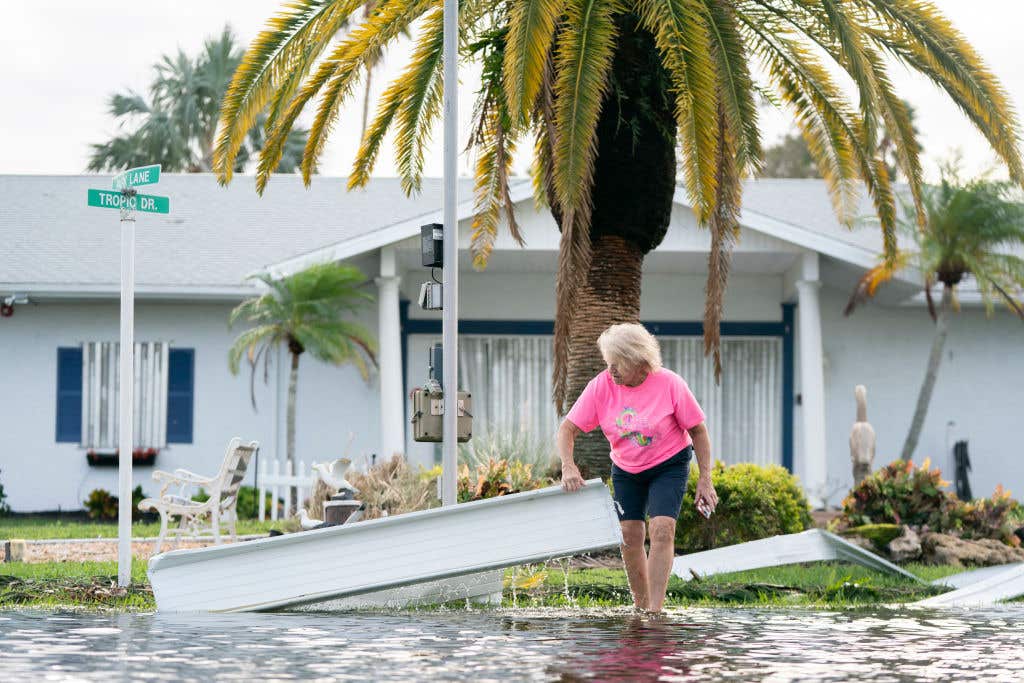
[112,164,161,190]
[87,189,170,214]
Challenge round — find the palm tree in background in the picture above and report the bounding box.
[214,0,1022,477]
[89,27,310,173]
[228,263,378,501]
[845,172,1024,461]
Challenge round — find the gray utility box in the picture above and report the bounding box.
[411,388,472,442]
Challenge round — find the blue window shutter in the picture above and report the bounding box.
[56,347,83,442]
[167,349,194,443]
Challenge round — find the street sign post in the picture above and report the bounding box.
[112,164,161,190]
[86,165,169,587]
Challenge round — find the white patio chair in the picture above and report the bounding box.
[139,437,260,553]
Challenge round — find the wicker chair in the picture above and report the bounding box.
[139,437,259,553]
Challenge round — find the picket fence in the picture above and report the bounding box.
[257,460,317,521]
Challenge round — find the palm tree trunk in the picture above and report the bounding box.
[566,235,645,478]
[558,13,675,480]
[901,286,953,460]
[287,350,300,513]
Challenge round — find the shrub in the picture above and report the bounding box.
[84,488,118,520]
[841,459,957,530]
[675,461,812,553]
[956,485,1021,545]
[85,486,147,521]
[459,428,555,474]
[457,458,551,503]
[235,486,274,519]
[0,468,10,516]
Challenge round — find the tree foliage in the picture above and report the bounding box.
[89,26,310,173]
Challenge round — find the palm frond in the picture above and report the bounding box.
[702,0,761,172]
[637,0,719,221]
[551,0,619,227]
[842,253,909,316]
[739,14,896,248]
[855,0,1024,184]
[471,107,521,269]
[213,0,356,184]
[503,0,566,123]
[703,104,743,381]
[394,6,446,195]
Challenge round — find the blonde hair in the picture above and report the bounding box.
[597,323,662,374]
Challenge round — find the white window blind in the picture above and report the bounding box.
[81,341,169,450]
[454,334,782,466]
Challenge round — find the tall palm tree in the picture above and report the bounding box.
[89,26,310,173]
[214,0,1022,476]
[845,173,1024,460]
[228,263,378,496]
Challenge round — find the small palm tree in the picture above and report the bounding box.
[846,173,1024,460]
[89,26,310,173]
[229,263,378,495]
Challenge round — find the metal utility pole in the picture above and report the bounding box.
[441,0,459,506]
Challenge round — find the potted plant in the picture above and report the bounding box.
[86,447,159,467]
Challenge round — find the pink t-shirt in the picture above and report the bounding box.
[565,368,705,474]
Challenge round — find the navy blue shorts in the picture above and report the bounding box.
[611,447,693,521]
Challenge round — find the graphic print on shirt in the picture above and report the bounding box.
[615,407,654,447]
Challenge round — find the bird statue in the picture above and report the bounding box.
[312,458,359,498]
[299,508,324,530]
[849,385,876,486]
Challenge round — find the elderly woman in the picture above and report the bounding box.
[557,323,718,613]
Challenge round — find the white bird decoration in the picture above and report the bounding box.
[312,458,359,494]
[299,508,323,530]
[850,385,876,486]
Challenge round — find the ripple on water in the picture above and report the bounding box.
[0,606,1023,681]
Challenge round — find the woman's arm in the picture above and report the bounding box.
[557,419,585,492]
[688,422,718,510]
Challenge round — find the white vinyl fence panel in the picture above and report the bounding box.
[257,460,317,521]
[81,341,168,449]
[451,334,782,466]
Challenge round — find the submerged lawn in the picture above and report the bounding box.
[1,559,974,612]
[505,562,967,609]
[0,518,282,540]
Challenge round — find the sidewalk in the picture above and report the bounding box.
[2,535,265,564]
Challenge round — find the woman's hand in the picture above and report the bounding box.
[561,462,585,493]
[695,474,718,513]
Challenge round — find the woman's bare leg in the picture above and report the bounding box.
[619,520,649,610]
[646,516,677,612]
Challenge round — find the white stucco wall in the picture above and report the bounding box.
[0,300,380,511]
[816,285,1024,503]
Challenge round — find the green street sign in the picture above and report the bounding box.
[87,189,170,214]
[112,164,161,190]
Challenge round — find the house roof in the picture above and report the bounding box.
[0,174,474,298]
[2,173,900,298]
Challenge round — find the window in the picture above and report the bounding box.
[167,349,194,444]
[56,348,83,442]
[452,334,782,466]
[55,343,193,447]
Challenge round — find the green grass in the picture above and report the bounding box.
[0,518,284,540]
[503,562,966,609]
[0,558,1004,612]
[1,560,154,610]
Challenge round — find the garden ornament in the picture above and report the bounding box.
[312,458,360,498]
[849,385,876,485]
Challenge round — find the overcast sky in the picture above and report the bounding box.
[4,0,1023,181]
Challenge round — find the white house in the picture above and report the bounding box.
[1,173,1020,512]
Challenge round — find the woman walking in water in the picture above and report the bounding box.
[557,323,717,613]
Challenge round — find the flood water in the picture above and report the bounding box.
[2,606,1023,681]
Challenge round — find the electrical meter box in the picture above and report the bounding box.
[411,388,472,442]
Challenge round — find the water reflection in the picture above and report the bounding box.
[0,606,1022,681]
